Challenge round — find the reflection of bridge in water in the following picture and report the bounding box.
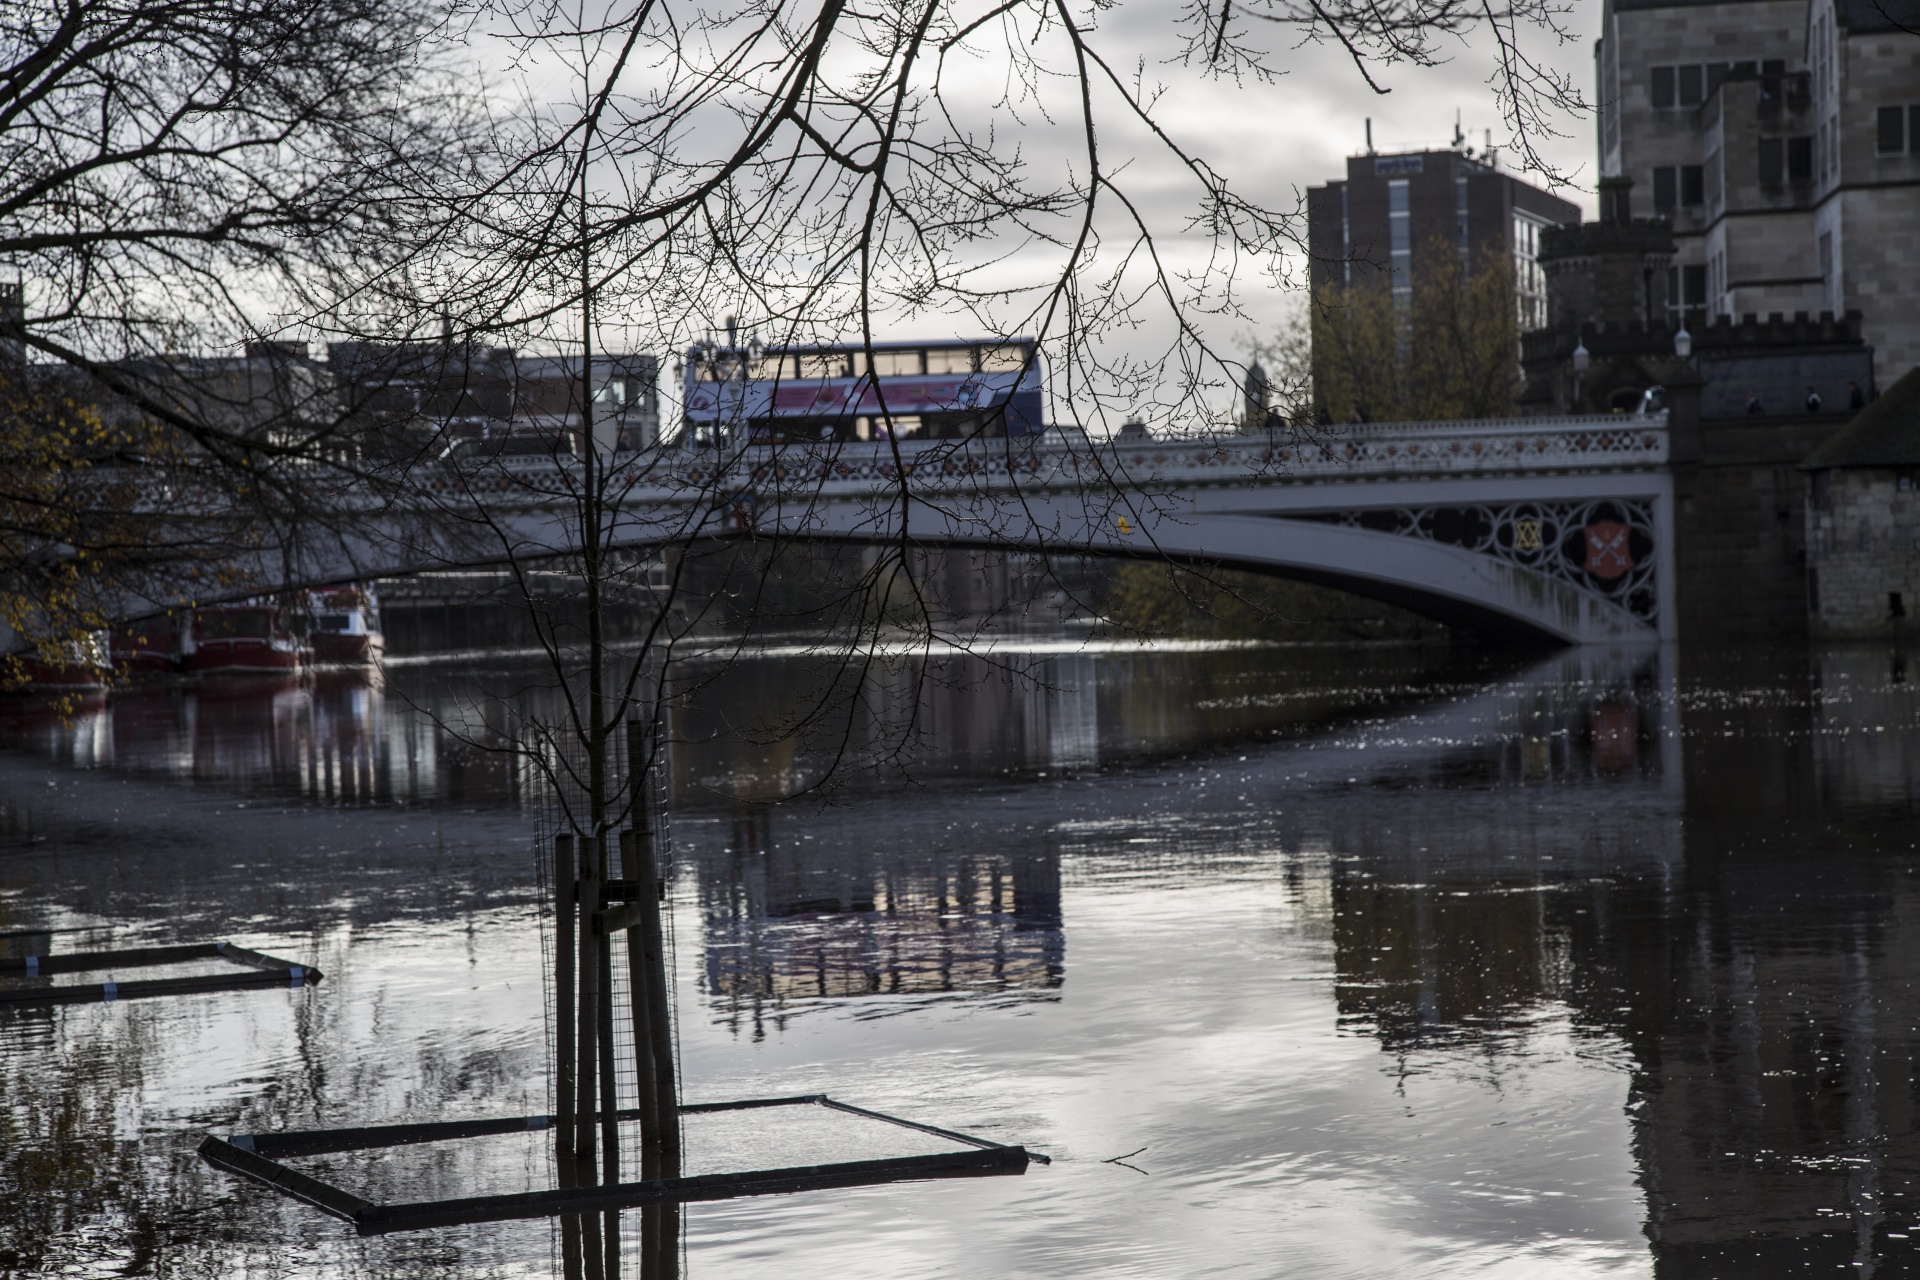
[670,645,1685,1036]
[19,634,1920,1268]
[671,644,1920,1268]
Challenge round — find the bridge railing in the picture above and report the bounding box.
[435,411,1669,501]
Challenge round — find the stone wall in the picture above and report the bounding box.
[1675,414,1848,642]
[1807,465,1920,638]
[1821,14,1920,384]
[1827,185,1920,382]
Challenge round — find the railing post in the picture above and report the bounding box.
[553,833,583,1280]
[574,832,604,1279]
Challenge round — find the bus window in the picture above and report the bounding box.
[924,347,971,375]
[797,352,850,379]
[752,355,794,380]
[695,353,747,382]
[870,349,922,377]
[976,344,1029,373]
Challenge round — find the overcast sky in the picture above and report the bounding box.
[1078,0,1605,344]
[484,0,1605,407]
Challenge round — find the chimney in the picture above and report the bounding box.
[1599,176,1635,225]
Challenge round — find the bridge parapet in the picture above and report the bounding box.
[474,411,1669,502]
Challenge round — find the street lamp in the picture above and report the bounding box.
[1572,335,1590,412]
[1673,323,1692,359]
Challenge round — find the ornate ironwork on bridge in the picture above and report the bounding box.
[1298,499,1661,628]
[658,413,1670,495]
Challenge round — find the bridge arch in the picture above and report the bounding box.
[791,511,1655,645]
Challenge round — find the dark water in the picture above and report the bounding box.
[4,639,1920,1276]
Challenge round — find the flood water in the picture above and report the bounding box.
[4,637,1920,1277]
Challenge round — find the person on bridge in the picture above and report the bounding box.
[1746,391,1764,416]
[1806,386,1823,413]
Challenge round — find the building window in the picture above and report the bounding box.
[1339,184,1350,285]
[1601,40,1620,155]
[1513,211,1549,331]
[1758,137,1812,185]
[1667,263,1707,332]
[1388,179,1411,301]
[1651,62,1748,109]
[1679,64,1704,106]
[1878,105,1920,155]
[1455,176,1469,264]
[1789,136,1814,181]
[1651,165,1706,210]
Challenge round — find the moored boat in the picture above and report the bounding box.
[307,585,384,665]
[110,616,182,675]
[8,633,111,689]
[182,604,305,675]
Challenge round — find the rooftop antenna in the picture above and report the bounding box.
[1453,111,1465,150]
[1365,118,1374,154]
[1485,129,1498,168]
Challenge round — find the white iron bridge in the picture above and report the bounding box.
[267,411,1676,645]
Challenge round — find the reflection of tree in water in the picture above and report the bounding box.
[0,1008,238,1275]
[1307,667,1669,1051]
[1314,648,1920,1272]
[694,806,1063,1039]
[0,995,550,1276]
[1331,879,1569,1053]
[664,642,1500,803]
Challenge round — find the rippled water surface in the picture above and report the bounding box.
[6,640,1920,1277]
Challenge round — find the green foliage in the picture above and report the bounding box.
[1101,560,1449,642]
[1264,240,1522,425]
[0,373,122,684]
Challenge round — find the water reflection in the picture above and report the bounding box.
[0,640,1498,812]
[695,804,1064,1040]
[20,637,1920,1273]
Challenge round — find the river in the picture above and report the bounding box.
[2,637,1916,1277]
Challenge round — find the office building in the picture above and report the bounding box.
[1305,148,1582,328]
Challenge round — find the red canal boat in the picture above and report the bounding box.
[181,604,306,675]
[8,634,111,689]
[110,616,182,675]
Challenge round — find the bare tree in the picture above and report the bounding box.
[0,0,1594,1259]
[0,0,481,665]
